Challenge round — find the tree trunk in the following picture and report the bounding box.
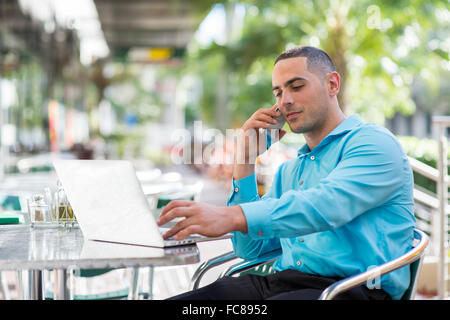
[324,8,349,113]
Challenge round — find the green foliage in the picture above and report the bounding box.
[397,135,450,194]
[398,136,441,166]
[100,63,168,126]
[7,59,47,128]
[99,129,145,159]
[179,0,449,129]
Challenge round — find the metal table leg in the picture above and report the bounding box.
[0,271,10,300]
[27,270,44,300]
[16,271,25,299]
[148,267,154,300]
[128,267,140,300]
[54,269,69,300]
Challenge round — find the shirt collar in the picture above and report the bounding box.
[297,114,363,157]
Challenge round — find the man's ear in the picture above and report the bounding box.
[325,71,340,97]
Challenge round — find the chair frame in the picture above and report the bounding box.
[190,228,428,300]
[0,271,10,300]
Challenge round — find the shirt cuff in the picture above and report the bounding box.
[226,174,259,206]
[240,198,274,240]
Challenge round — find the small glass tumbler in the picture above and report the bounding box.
[28,194,50,227]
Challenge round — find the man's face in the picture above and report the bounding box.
[272,57,330,134]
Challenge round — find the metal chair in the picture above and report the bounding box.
[42,267,144,300]
[0,272,10,300]
[190,228,428,300]
[0,194,26,300]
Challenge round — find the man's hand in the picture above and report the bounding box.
[156,200,247,240]
[238,104,286,162]
[242,104,282,132]
[233,104,287,180]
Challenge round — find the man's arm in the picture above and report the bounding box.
[157,105,285,254]
[156,164,284,260]
[157,200,247,240]
[239,128,412,240]
[158,127,409,253]
[232,104,283,180]
[226,169,283,260]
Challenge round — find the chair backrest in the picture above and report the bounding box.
[319,228,428,300]
[401,229,428,300]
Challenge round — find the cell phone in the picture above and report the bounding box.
[268,108,286,129]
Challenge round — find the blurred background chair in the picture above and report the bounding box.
[44,267,145,300]
[0,191,28,300]
[190,228,428,300]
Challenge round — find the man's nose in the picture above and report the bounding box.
[280,90,294,107]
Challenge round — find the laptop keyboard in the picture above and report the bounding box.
[159,226,205,241]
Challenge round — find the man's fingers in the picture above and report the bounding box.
[243,108,280,132]
[157,206,195,226]
[247,120,271,130]
[159,200,194,217]
[162,217,195,239]
[172,225,201,240]
[255,113,278,124]
[259,107,280,118]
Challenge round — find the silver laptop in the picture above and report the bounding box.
[52,160,232,248]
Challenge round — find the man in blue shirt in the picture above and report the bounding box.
[158,46,416,300]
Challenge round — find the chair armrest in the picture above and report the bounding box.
[190,251,239,290]
[220,249,282,277]
[319,229,428,300]
[190,248,282,290]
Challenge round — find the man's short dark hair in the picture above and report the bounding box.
[274,46,336,80]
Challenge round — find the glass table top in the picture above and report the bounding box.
[0,225,199,270]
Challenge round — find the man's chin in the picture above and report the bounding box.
[289,123,313,134]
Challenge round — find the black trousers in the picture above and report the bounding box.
[169,269,392,300]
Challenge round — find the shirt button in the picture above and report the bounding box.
[310,156,315,160]
[234,187,239,192]
[258,231,263,236]
[296,260,302,266]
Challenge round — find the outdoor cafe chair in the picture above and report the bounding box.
[190,228,428,300]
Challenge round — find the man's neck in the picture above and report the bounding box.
[304,111,346,151]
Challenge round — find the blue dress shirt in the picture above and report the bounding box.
[227,114,416,300]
